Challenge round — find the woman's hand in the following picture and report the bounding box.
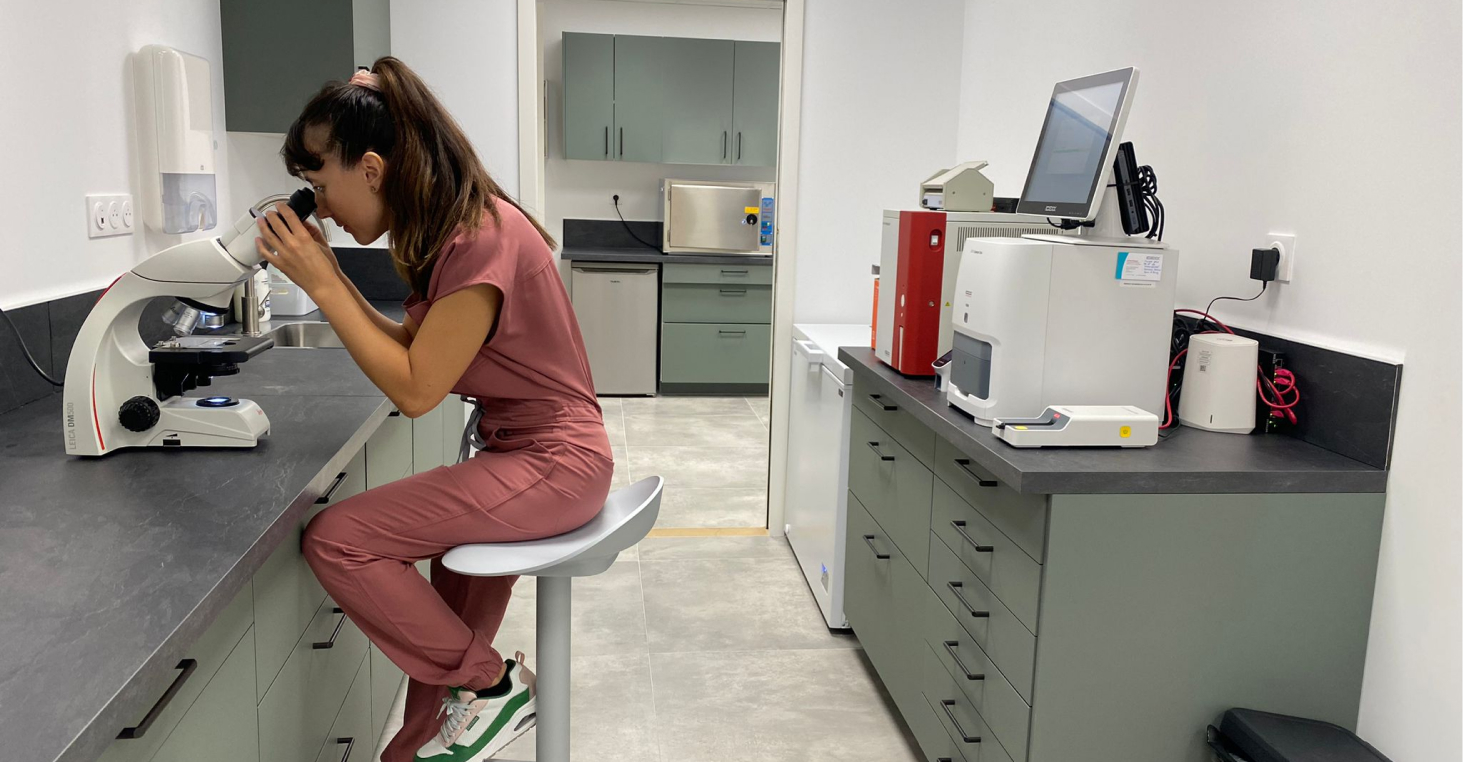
[254,203,344,298]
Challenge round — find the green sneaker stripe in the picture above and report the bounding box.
[446,690,532,761]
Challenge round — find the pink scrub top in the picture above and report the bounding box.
[403,201,610,460]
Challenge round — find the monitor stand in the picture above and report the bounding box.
[1023,186,1169,249]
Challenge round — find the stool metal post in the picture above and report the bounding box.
[536,575,573,761]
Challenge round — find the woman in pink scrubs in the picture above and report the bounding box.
[255,58,612,762]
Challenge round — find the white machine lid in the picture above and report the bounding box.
[793,323,870,382]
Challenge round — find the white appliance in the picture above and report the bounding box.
[785,323,870,630]
[994,405,1160,448]
[947,236,1178,426]
[662,179,775,255]
[1179,333,1259,433]
[571,263,659,395]
[919,161,994,212]
[132,45,218,234]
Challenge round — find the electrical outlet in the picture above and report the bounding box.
[86,194,134,239]
[1266,232,1297,283]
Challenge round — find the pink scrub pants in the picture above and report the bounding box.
[302,408,613,762]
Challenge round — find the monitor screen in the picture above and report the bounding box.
[1017,68,1137,220]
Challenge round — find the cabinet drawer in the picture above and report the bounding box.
[147,627,260,762]
[922,577,1031,761]
[852,381,936,466]
[366,410,413,488]
[845,493,927,720]
[908,692,974,762]
[849,407,933,575]
[369,645,406,744]
[256,448,366,703]
[661,283,772,324]
[932,437,1047,562]
[259,598,370,762]
[932,481,1042,633]
[97,586,254,762]
[923,643,1016,762]
[662,262,773,286]
[313,651,373,762]
[929,535,1037,702]
[660,323,770,385]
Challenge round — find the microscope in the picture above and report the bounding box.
[62,190,316,456]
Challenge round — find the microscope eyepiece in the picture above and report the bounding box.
[286,188,317,220]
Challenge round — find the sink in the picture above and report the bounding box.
[261,322,344,349]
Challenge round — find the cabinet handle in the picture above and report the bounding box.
[946,582,990,618]
[719,269,749,276]
[723,130,728,160]
[867,393,897,411]
[576,267,656,274]
[717,329,747,336]
[943,640,985,681]
[604,126,609,157]
[737,131,743,161]
[333,737,356,762]
[316,472,348,504]
[718,288,748,296]
[619,127,624,156]
[939,699,982,744]
[116,659,197,739]
[950,521,994,553]
[388,410,402,418]
[862,534,890,560]
[865,441,895,462]
[313,607,348,649]
[953,458,997,487]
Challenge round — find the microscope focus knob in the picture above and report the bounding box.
[119,396,161,433]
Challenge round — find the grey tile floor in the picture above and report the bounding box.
[373,396,922,761]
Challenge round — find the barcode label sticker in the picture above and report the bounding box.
[1116,251,1163,288]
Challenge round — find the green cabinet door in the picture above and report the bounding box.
[659,37,734,165]
[732,41,780,167]
[613,35,665,163]
[221,0,355,133]
[562,32,615,161]
[150,628,260,762]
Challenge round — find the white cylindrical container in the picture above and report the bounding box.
[1179,333,1259,434]
[269,270,318,316]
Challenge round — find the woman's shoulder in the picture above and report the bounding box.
[436,202,551,283]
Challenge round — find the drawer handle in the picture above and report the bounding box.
[116,658,197,739]
[867,393,897,411]
[577,267,656,274]
[720,269,749,276]
[953,458,997,488]
[717,329,747,336]
[388,410,402,418]
[940,699,982,744]
[316,471,349,504]
[718,288,748,296]
[333,737,356,762]
[862,534,890,560]
[950,521,994,553]
[313,607,348,649]
[947,582,990,619]
[943,640,985,681]
[865,441,895,462]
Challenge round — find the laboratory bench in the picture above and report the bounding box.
[0,303,458,762]
[835,347,1389,762]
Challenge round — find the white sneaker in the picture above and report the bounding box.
[413,653,537,762]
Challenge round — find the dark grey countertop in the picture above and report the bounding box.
[560,246,774,266]
[0,308,401,762]
[839,347,1389,495]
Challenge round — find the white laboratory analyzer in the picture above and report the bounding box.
[946,67,1180,428]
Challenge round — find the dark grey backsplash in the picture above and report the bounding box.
[563,218,663,250]
[0,302,53,415]
[337,248,411,301]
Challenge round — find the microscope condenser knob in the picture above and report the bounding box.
[119,396,161,432]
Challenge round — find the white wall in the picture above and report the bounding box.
[541,0,782,241]
[0,0,232,309]
[958,1,1461,758]
[789,0,966,324]
[391,0,521,199]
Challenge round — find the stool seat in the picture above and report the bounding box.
[442,476,663,578]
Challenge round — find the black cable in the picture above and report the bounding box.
[0,304,63,386]
[1203,282,1268,323]
[612,195,663,253]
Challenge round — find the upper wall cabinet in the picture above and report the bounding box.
[220,0,391,134]
[563,33,780,167]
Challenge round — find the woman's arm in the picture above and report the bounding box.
[256,205,492,416]
[300,220,413,348]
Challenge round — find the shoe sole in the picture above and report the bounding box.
[467,695,537,762]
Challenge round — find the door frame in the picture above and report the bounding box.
[514,0,806,537]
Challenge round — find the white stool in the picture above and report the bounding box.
[441,476,663,762]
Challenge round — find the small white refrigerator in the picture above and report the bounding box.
[785,323,871,630]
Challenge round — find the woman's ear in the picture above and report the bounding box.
[360,151,387,192]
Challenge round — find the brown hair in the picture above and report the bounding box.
[282,56,555,295]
